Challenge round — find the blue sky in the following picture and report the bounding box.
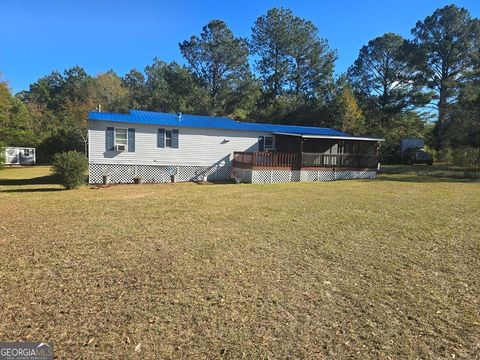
[1,0,479,93]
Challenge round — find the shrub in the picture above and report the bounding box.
[51,151,88,189]
[450,146,479,167]
[434,147,452,163]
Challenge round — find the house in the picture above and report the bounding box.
[87,110,384,184]
[2,147,36,165]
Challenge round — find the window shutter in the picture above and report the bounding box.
[171,129,179,148]
[258,136,265,152]
[128,128,135,152]
[106,127,114,151]
[158,128,165,148]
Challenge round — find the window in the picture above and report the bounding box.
[165,130,172,148]
[264,136,274,149]
[259,136,274,152]
[23,149,30,157]
[115,128,128,147]
[158,128,179,148]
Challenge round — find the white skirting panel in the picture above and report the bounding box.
[233,167,376,184]
[231,167,252,183]
[89,163,232,184]
[89,163,376,184]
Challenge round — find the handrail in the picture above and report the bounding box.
[233,151,300,167]
[233,151,378,169]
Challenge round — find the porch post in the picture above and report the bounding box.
[299,138,304,169]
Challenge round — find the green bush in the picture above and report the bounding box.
[434,147,452,163]
[450,146,479,167]
[51,151,88,189]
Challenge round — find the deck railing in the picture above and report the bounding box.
[233,151,300,168]
[233,151,378,169]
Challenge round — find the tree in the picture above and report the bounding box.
[289,16,336,99]
[329,81,365,135]
[144,59,208,114]
[348,33,428,129]
[447,80,480,170]
[123,68,147,110]
[18,71,64,112]
[249,8,336,126]
[380,111,427,159]
[0,80,11,129]
[251,7,336,100]
[61,66,91,105]
[410,5,480,149]
[222,72,262,120]
[90,71,128,112]
[20,66,91,110]
[18,66,93,160]
[179,20,249,115]
[0,81,35,147]
[250,8,294,98]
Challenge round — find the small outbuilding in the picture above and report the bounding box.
[2,147,36,165]
[400,138,425,157]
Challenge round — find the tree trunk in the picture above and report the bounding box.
[436,85,448,151]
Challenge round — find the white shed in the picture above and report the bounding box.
[2,147,36,165]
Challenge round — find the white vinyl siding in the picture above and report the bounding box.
[89,120,272,166]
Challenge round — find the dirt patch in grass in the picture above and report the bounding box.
[0,166,479,359]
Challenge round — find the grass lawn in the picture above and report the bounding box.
[0,165,479,359]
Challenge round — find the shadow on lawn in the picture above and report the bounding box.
[0,174,63,193]
[377,174,477,183]
[1,188,63,193]
[0,175,58,186]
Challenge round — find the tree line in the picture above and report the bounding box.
[0,5,479,165]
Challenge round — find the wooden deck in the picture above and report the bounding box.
[233,151,379,170]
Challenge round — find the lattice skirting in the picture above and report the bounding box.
[89,163,232,184]
[300,169,377,182]
[233,167,376,184]
[251,169,301,184]
[230,167,252,183]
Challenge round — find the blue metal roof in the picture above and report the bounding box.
[88,110,349,137]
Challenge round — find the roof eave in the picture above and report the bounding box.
[273,132,385,142]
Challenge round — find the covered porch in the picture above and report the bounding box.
[233,133,381,170]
